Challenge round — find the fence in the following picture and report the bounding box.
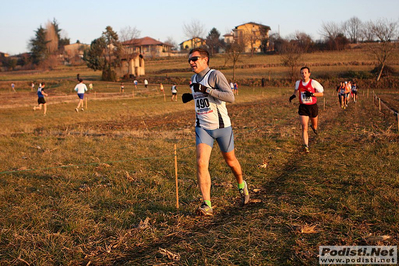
[372,91,399,132]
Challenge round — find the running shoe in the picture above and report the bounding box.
[75,108,79,112]
[310,124,318,135]
[239,181,250,206]
[196,202,213,216]
[81,108,84,111]
[304,145,310,153]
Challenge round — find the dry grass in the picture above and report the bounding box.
[1,87,398,265]
[0,50,398,265]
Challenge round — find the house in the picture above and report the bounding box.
[223,32,235,45]
[122,36,173,58]
[0,52,10,58]
[118,53,145,78]
[225,22,271,53]
[179,37,207,51]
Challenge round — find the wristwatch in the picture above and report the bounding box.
[205,88,212,94]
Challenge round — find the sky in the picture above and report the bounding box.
[1,0,399,55]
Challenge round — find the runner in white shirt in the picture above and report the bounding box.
[74,79,88,112]
[289,67,324,153]
[182,48,249,216]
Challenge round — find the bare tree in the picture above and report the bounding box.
[225,40,245,81]
[319,21,343,50]
[281,42,303,82]
[293,31,314,52]
[119,26,141,51]
[343,17,362,43]
[164,36,177,50]
[360,21,375,42]
[45,21,58,54]
[365,19,399,81]
[119,26,141,77]
[183,19,206,40]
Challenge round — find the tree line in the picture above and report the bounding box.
[2,17,398,82]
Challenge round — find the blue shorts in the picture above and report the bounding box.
[195,126,234,153]
[78,93,84,99]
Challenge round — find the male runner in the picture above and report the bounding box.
[182,48,249,216]
[289,67,324,153]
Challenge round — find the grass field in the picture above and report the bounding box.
[0,50,399,265]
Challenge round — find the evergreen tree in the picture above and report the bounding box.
[52,18,70,51]
[28,26,49,65]
[84,26,122,81]
[84,37,107,71]
[206,28,222,55]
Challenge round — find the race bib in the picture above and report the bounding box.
[301,92,313,104]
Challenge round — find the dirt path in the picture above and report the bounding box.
[0,92,145,109]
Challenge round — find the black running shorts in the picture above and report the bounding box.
[38,97,46,104]
[298,104,318,118]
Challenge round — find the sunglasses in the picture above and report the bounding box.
[188,56,202,63]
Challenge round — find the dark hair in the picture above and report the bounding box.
[189,48,210,65]
[79,79,83,83]
[41,82,45,86]
[300,66,310,72]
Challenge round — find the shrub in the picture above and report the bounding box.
[370,65,397,78]
[339,70,373,79]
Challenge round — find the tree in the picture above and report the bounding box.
[84,37,107,71]
[1,57,18,71]
[52,18,70,52]
[183,19,206,39]
[28,19,69,67]
[293,31,314,52]
[225,41,245,81]
[183,20,206,49]
[280,42,303,81]
[365,19,399,81]
[28,26,49,65]
[84,26,122,81]
[164,36,178,51]
[343,16,362,43]
[206,28,222,55]
[119,26,141,76]
[360,21,375,42]
[45,21,58,54]
[319,21,343,50]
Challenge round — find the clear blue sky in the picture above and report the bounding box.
[1,0,398,55]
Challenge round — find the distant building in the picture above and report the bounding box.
[223,33,235,45]
[0,52,10,58]
[122,36,173,58]
[64,43,89,64]
[118,53,145,78]
[179,37,207,51]
[224,22,271,53]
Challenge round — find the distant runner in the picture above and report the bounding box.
[74,79,88,112]
[33,82,48,115]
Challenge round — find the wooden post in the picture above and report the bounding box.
[397,113,399,132]
[373,91,375,105]
[85,97,88,109]
[163,92,166,102]
[174,144,179,209]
